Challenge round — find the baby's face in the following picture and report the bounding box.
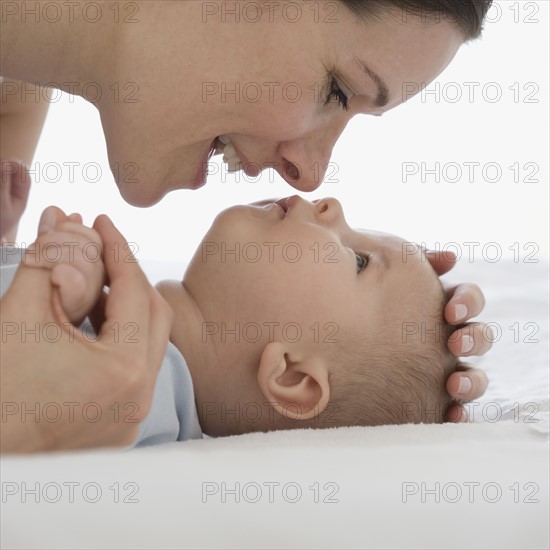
[183,196,444,365]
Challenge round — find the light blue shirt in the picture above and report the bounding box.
[0,246,203,447]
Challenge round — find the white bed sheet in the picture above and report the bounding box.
[1,259,549,549]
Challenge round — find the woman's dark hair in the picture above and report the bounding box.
[342,0,494,41]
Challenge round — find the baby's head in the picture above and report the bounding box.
[157,196,456,436]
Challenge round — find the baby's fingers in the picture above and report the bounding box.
[36,206,84,235]
[23,224,102,269]
[37,205,71,235]
[447,322,494,357]
[51,263,89,321]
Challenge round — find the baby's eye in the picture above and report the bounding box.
[356,253,369,272]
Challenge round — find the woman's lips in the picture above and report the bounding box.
[231,142,261,177]
[213,137,225,155]
[192,137,219,189]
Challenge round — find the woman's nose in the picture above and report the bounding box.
[277,128,342,192]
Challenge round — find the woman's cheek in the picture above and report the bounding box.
[255,101,320,140]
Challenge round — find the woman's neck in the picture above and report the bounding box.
[1,2,117,95]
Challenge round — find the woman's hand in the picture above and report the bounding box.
[0,160,30,243]
[0,208,172,452]
[426,250,491,422]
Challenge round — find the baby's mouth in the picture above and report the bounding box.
[213,135,244,173]
[250,197,291,217]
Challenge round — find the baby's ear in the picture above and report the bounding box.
[257,342,331,421]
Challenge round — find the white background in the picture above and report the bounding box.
[17,0,550,266]
[2,6,549,548]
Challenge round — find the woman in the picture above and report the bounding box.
[0,0,492,452]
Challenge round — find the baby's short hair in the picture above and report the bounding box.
[332,320,455,426]
[316,282,456,427]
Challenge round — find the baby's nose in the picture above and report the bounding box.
[313,198,345,225]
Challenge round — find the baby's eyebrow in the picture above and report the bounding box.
[377,247,391,271]
[370,248,391,285]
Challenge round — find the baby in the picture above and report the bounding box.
[4,196,456,445]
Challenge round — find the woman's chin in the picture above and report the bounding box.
[116,180,167,208]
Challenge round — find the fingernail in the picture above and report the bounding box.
[38,208,56,235]
[458,376,472,396]
[461,335,474,354]
[454,304,468,322]
[425,250,438,260]
[460,409,468,422]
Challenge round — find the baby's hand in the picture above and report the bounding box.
[22,207,106,325]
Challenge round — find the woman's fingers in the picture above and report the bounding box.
[445,364,490,423]
[443,283,491,356]
[446,363,490,402]
[146,286,173,373]
[447,322,494,357]
[88,289,108,335]
[444,282,486,324]
[92,214,148,343]
[93,215,171,373]
[1,160,31,239]
[439,279,491,421]
[91,215,171,423]
[446,402,468,423]
[425,250,457,276]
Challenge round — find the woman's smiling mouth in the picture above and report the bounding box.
[213,135,261,177]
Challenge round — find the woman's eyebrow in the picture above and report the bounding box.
[355,58,390,108]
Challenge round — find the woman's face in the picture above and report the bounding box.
[102,2,463,206]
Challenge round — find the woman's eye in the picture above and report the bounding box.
[356,253,369,272]
[325,77,349,111]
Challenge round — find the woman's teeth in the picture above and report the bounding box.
[217,135,243,173]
